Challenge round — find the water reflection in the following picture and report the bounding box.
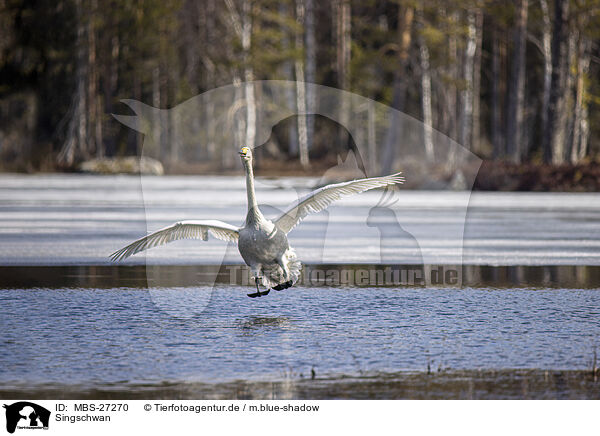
[237,316,292,330]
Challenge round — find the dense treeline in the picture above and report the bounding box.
[0,0,598,172]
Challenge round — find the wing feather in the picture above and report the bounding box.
[275,172,404,234]
[110,219,239,261]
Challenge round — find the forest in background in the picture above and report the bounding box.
[0,0,599,186]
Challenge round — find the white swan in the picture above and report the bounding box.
[111,147,404,297]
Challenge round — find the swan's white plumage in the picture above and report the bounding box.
[274,173,405,234]
[110,220,239,261]
[260,247,302,288]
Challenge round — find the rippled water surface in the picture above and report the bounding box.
[1,286,599,387]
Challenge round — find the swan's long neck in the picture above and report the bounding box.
[243,159,262,224]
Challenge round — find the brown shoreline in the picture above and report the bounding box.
[2,369,599,400]
[1,264,599,289]
[473,160,600,192]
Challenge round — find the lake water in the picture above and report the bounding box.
[1,286,599,391]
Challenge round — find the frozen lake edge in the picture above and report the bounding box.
[1,174,599,268]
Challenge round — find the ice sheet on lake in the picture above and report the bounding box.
[0,174,599,266]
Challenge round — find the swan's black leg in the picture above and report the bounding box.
[247,277,270,298]
[247,278,261,298]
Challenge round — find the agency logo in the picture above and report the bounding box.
[113,80,481,316]
[3,402,50,434]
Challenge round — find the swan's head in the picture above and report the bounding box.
[239,146,252,162]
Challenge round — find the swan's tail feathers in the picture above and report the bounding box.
[285,248,302,284]
[261,248,302,289]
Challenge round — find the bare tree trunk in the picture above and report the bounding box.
[569,28,591,163]
[575,36,592,161]
[305,0,316,151]
[471,9,483,155]
[223,0,255,166]
[539,0,552,150]
[230,77,245,169]
[152,66,161,160]
[460,9,477,150]
[133,74,142,157]
[182,1,199,95]
[58,0,87,165]
[446,11,458,141]
[157,15,170,165]
[242,0,256,149]
[506,0,528,163]
[87,0,99,157]
[543,0,569,164]
[280,3,298,155]
[95,96,103,158]
[295,0,309,168]
[335,0,351,92]
[335,0,351,150]
[578,82,590,161]
[564,30,577,161]
[201,0,217,160]
[92,0,102,158]
[417,8,434,162]
[104,33,119,157]
[491,26,503,158]
[169,110,180,163]
[381,4,414,174]
[367,99,377,175]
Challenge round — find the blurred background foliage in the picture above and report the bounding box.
[0,0,599,186]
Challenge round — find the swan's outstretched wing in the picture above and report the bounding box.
[275,173,404,234]
[110,220,239,261]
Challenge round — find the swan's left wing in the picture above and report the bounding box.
[110,219,239,261]
[275,172,404,234]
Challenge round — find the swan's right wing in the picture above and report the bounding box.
[275,172,404,234]
[110,220,239,261]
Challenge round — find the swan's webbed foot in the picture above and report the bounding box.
[247,290,270,298]
[273,280,293,291]
[247,277,271,298]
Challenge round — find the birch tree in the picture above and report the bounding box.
[335,0,351,152]
[224,0,257,154]
[570,15,591,163]
[471,9,483,154]
[381,3,414,175]
[543,0,569,164]
[295,0,309,168]
[459,9,477,151]
[539,0,552,149]
[242,0,256,149]
[417,7,434,161]
[506,0,528,163]
[57,0,88,165]
[491,26,503,158]
[305,0,316,152]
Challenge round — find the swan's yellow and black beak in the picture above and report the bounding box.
[239,146,250,157]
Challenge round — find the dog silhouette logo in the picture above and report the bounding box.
[3,402,50,434]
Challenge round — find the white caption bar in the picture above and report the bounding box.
[1,400,597,436]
